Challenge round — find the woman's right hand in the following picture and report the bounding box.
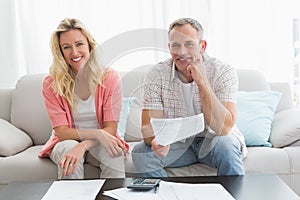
[60,142,86,177]
[96,129,127,158]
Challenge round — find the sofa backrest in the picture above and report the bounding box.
[10,74,52,145]
[7,68,294,144]
[237,69,294,112]
[0,89,13,122]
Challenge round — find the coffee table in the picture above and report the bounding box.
[0,174,299,200]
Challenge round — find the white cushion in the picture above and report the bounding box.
[270,109,300,147]
[0,119,33,156]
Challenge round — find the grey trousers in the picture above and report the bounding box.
[50,140,125,179]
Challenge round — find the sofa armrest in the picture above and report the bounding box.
[0,119,33,156]
[270,108,300,147]
[0,89,12,121]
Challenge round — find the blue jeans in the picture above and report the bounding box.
[131,134,245,177]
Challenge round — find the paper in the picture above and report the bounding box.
[41,179,105,200]
[103,180,235,200]
[150,113,204,146]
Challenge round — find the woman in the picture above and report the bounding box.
[39,18,128,179]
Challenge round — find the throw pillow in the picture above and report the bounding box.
[236,91,282,147]
[0,118,33,156]
[118,97,135,139]
[270,108,300,147]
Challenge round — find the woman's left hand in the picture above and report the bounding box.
[96,129,127,158]
[59,142,86,177]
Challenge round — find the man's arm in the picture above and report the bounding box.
[141,109,170,157]
[187,61,237,136]
[141,109,164,145]
[198,86,236,135]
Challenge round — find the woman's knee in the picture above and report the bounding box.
[51,140,80,164]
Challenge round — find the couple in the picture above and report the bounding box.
[39,17,246,179]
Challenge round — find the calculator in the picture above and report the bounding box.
[127,178,161,190]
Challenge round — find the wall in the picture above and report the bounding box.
[0,0,19,88]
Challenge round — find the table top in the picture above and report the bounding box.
[0,174,299,200]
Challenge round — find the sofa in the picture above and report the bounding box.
[1,67,300,196]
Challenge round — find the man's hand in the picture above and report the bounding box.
[186,52,207,86]
[151,138,170,157]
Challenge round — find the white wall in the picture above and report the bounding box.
[0,0,19,88]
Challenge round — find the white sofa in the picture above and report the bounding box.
[1,67,300,196]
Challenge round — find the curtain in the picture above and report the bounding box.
[1,0,299,88]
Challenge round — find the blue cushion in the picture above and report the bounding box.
[118,97,135,139]
[236,91,281,147]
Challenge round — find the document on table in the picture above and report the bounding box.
[41,179,105,200]
[103,180,235,200]
[150,113,204,146]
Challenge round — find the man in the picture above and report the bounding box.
[132,18,247,177]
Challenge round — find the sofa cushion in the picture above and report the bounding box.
[269,82,294,113]
[236,91,281,147]
[0,119,33,156]
[270,109,300,147]
[10,74,52,145]
[118,97,134,139]
[124,100,143,142]
[243,147,290,174]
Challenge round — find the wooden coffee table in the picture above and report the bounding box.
[0,174,299,200]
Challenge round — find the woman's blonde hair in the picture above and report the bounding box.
[49,18,105,108]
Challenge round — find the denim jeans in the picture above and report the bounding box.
[131,133,245,177]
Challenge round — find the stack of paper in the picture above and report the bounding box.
[41,179,105,200]
[104,180,235,200]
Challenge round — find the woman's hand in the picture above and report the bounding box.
[59,142,86,177]
[96,129,128,158]
[151,138,170,158]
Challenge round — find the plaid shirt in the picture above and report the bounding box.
[143,53,247,158]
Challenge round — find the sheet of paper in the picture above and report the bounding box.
[41,179,105,200]
[158,181,235,200]
[150,113,204,146]
[103,180,235,200]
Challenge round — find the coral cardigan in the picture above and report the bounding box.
[38,69,129,157]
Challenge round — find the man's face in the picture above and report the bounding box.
[168,24,206,73]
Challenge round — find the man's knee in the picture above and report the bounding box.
[131,142,156,168]
[132,141,152,154]
[213,135,242,160]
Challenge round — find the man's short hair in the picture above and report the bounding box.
[168,18,204,40]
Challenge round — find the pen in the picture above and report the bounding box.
[154,184,159,193]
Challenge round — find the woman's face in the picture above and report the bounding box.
[59,29,90,71]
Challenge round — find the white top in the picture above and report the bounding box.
[179,80,195,117]
[72,95,98,129]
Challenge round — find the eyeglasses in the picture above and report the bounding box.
[170,41,200,51]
